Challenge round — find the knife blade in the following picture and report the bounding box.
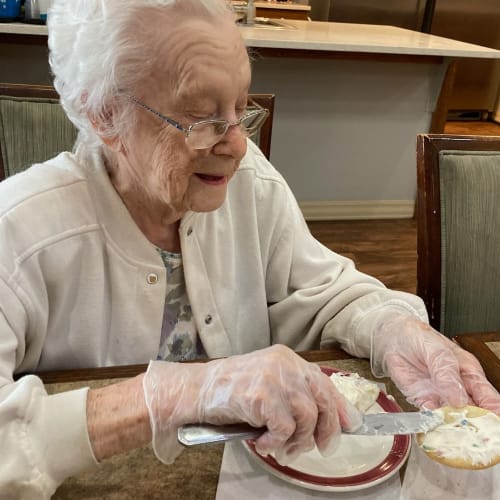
[177,410,443,446]
[345,410,443,436]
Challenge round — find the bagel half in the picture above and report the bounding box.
[416,405,500,470]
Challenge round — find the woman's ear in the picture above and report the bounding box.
[87,106,123,152]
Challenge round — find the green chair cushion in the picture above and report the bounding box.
[439,150,500,335]
[0,95,78,177]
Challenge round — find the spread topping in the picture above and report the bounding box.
[419,408,500,465]
[330,372,380,412]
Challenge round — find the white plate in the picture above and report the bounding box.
[243,367,411,492]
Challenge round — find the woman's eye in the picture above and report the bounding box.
[189,114,211,121]
[184,108,214,120]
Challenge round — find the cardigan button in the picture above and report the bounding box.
[147,273,159,284]
[187,227,193,236]
[204,314,213,325]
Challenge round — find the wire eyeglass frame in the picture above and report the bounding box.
[126,94,269,150]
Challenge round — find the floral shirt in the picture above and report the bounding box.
[156,248,206,361]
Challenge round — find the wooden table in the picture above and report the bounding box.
[40,348,414,499]
[453,331,500,391]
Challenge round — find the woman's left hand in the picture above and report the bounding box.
[371,313,500,414]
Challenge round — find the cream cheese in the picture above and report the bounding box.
[419,408,500,466]
[329,372,380,412]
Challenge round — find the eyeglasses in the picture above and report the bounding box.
[126,94,269,150]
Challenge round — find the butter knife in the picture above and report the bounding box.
[178,410,443,446]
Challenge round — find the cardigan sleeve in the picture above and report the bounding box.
[266,182,428,356]
[0,277,98,498]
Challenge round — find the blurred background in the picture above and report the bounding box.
[308,0,500,122]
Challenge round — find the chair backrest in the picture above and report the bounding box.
[248,93,275,160]
[416,133,500,337]
[0,85,275,182]
[0,83,78,181]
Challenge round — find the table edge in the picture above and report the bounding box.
[18,348,354,384]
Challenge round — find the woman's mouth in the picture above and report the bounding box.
[195,173,227,185]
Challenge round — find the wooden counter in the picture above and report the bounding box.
[2,21,498,58]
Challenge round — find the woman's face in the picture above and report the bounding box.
[115,17,251,220]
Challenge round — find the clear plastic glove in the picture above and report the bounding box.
[371,312,500,414]
[143,344,362,465]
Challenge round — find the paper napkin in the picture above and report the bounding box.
[400,439,499,500]
[215,441,401,500]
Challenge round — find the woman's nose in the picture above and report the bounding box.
[212,124,247,158]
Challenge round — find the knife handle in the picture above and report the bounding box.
[178,423,264,446]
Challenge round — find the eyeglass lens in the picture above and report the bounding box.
[186,109,269,149]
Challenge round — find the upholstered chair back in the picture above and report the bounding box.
[0,86,77,180]
[416,134,500,337]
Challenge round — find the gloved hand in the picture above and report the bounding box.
[371,312,500,414]
[143,344,362,465]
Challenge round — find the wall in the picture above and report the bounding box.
[0,42,52,84]
[250,55,445,219]
[0,42,52,83]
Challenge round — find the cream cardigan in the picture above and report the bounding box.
[0,141,426,496]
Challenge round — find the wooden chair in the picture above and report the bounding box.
[0,84,275,181]
[0,83,78,181]
[248,93,275,160]
[416,133,500,337]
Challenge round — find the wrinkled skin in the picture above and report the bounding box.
[97,13,251,250]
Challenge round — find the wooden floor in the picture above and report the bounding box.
[308,219,418,294]
[443,120,500,136]
[308,119,500,296]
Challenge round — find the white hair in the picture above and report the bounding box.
[47,0,236,149]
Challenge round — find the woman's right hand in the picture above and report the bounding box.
[143,344,362,465]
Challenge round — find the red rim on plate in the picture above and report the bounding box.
[243,366,411,491]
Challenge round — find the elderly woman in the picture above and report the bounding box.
[0,0,498,497]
